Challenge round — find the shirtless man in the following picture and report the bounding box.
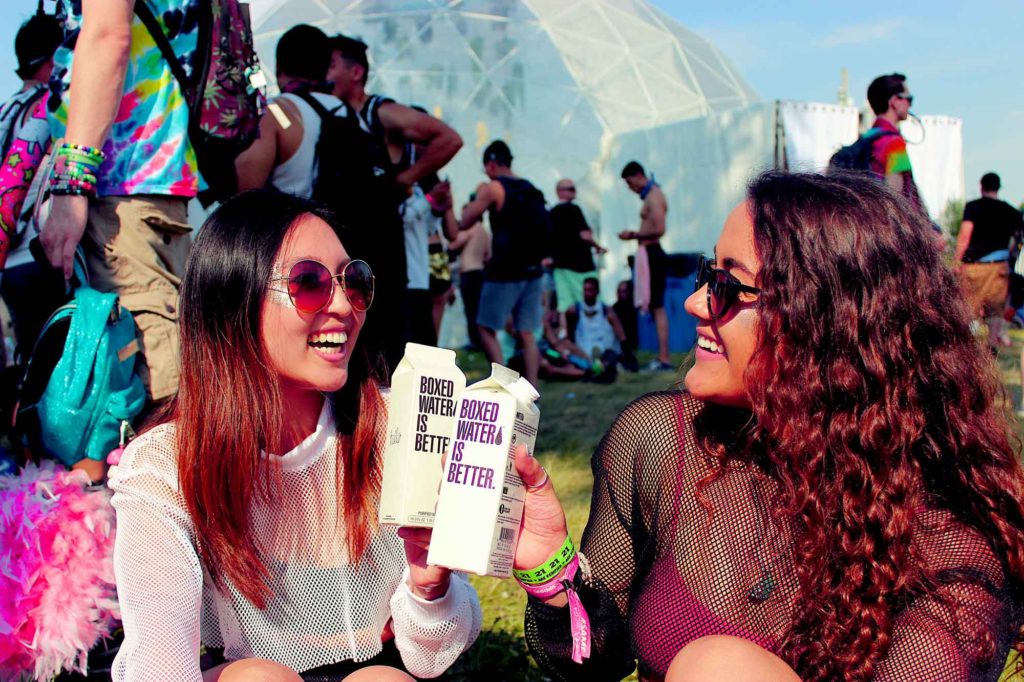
[619,160,671,371]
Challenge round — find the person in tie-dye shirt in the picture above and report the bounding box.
[40,0,201,452]
[865,73,925,214]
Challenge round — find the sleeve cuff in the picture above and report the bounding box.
[396,567,465,619]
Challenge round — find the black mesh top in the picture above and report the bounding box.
[525,391,1018,681]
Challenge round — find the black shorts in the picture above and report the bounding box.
[300,640,406,681]
[645,242,667,310]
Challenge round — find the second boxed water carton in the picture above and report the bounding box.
[379,343,466,527]
[427,364,540,577]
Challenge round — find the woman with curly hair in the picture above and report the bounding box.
[511,171,1024,681]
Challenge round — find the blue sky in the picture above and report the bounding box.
[0,0,1020,204]
[661,0,1024,205]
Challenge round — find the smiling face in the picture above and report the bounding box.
[261,214,364,410]
[684,201,761,408]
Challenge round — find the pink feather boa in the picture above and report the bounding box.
[0,462,120,680]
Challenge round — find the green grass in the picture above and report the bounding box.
[437,338,1024,681]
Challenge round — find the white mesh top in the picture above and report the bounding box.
[107,400,482,680]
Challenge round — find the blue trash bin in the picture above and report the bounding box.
[637,253,699,354]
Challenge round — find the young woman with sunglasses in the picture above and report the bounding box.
[512,172,1024,681]
[106,191,482,681]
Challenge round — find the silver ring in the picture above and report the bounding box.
[525,469,549,491]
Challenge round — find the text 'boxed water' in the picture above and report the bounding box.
[379,343,466,527]
[428,364,540,577]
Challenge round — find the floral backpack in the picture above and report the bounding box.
[135,0,265,204]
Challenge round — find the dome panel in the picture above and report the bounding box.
[251,0,756,210]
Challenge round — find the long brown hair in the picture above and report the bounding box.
[703,172,1024,679]
[166,191,383,607]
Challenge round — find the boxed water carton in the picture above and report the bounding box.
[379,343,466,527]
[427,364,540,577]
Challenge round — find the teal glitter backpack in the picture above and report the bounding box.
[16,252,146,467]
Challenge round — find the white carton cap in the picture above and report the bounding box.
[509,377,540,404]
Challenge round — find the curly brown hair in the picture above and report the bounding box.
[702,171,1024,680]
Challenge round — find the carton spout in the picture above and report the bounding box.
[488,363,521,387]
[509,377,540,405]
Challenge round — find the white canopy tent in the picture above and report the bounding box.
[594,102,965,289]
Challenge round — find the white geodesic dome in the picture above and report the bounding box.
[249,0,758,209]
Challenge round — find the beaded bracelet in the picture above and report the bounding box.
[61,142,104,158]
[512,535,576,585]
[50,142,105,197]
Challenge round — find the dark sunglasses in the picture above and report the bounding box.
[270,259,375,314]
[695,255,760,319]
[896,93,914,105]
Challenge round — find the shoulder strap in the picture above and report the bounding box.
[361,94,393,137]
[134,0,195,112]
[0,85,46,159]
[293,90,329,120]
[293,90,347,121]
[864,128,899,143]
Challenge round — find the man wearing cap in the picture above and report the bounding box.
[459,140,548,388]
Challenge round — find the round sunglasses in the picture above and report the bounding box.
[269,259,375,314]
[695,255,760,319]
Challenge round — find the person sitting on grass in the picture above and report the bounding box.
[510,171,1024,681]
[107,191,481,681]
[536,301,589,382]
[566,276,627,380]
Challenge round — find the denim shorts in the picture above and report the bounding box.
[477,276,543,333]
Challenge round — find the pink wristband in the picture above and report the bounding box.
[516,554,591,664]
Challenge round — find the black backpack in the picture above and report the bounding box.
[296,95,395,211]
[486,177,551,280]
[294,92,406,263]
[828,129,898,173]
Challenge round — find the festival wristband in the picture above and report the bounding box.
[512,535,575,585]
[517,553,591,664]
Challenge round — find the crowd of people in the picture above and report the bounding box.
[1,4,1024,682]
